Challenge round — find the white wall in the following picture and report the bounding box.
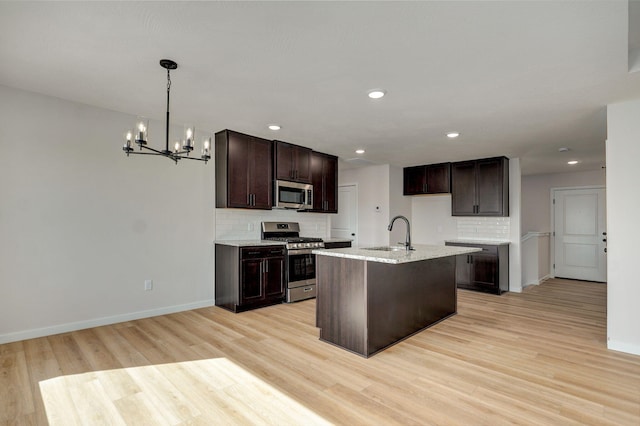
[606,99,640,356]
[521,169,606,234]
[215,208,330,240]
[0,85,215,343]
[339,165,391,246]
[411,195,457,244]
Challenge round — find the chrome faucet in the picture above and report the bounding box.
[388,215,414,251]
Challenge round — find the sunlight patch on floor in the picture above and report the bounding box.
[39,357,331,425]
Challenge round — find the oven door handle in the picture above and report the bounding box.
[287,249,315,255]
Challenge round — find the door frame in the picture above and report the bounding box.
[332,183,359,246]
[549,185,606,279]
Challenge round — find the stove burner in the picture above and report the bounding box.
[264,237,323,243]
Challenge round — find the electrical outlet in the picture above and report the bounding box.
[144,279,153,291]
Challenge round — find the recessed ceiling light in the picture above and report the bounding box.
[268,124,281,131]
[447,132,460,138]
[558,147,570,152]
[568,160,579,165]
[367,89,386,99]
[355,149,365,154]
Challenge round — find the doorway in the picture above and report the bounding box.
[552,186,607,282]
[331,184,358,246]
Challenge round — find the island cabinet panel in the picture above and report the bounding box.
[274,141,312,184]
[316,255,457,358]
[216,130,273,210]
[367,257,456,355]
[451,156,509,216]
[316,257,366,355]
[215,244,285,312]
[403,163,451,195]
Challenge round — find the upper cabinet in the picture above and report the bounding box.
[451,156,509,216]
[310,151,338,213]
[274,141,312,183]
[215,130,273,210]
[403,162,451,195]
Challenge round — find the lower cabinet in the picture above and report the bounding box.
[215,244,285,312]
[445,242,509,294]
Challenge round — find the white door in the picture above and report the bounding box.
[553,187,606,282]
[331,184,358,246]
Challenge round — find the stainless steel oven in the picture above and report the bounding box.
[261,221,324,302]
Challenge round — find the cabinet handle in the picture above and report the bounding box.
[250,194,255,206]
[247,194,251,206]
[425,183,428,193]
[264,260,269,273]
[303,287,313,292]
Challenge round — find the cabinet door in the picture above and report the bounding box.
[248,137,273,209]
[275,142,295,181]
[240,259,264,304]
[323,155,338,212]
[293,146,312,183]
[310,152,338,213]
[264,257,285,299]
[226,132,251,208]
[403,166,427,195]
[451,161,477,216]
[275,142,312,183]
[455,254,472,287]
[476,157,507,216]
[426,163,451,194]
[471,253,498,289]
[310,152,324,211]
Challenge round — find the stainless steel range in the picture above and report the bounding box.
[261,222,324,303]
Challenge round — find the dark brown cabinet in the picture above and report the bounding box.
[445,242,509,294]
[451,156,509,216]
[310,152,338,213]
[215,244,285,312]
[274,141,312,183]
[403,162,451,195]
[215,130,273,210]
[323,240,352,249]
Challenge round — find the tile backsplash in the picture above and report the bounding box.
[215,209,329,240]
[456,217,510,240]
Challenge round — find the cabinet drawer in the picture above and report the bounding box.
[241,246,285,259]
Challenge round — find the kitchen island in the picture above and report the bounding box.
[313,244,480,357]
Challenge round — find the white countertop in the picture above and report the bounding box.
[214,240,286,247]
[445,239,510,246]
[313,244,481,264]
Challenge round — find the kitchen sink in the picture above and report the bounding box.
[364,246,413,252]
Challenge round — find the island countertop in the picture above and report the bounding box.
[313,244,481,264]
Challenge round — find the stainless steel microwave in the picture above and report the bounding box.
[274,180,313,210]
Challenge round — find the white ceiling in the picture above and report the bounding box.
[2,1,640,175]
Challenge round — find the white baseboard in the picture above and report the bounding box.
[0,299,215,345]
[608,340,640,356]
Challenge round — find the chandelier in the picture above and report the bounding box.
[123,59,211,164]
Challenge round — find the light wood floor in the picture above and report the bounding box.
[2,278,639,425]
